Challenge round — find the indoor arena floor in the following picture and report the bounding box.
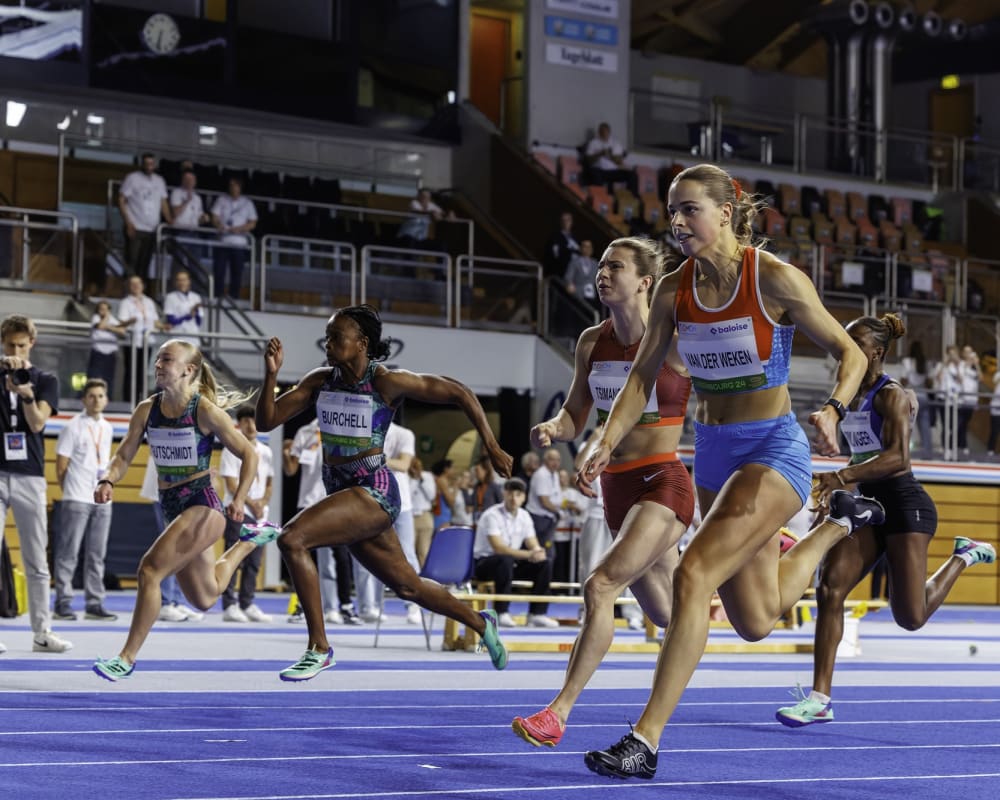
[2,595,999,800]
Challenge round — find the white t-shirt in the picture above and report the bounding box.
[384,422,415,513]
[474,503,535,559]
[117,293,160,347]
[91,313,123,355]
[219,438,273,516]
[169,187,205,229]
[411,470,436,515]
[56,412,113,503]
[526,466,561,521]
[162,290,203,345]
[120,170,168,232]
[290,419,325,510]
[585,135,627,171]
[211,194,258,246]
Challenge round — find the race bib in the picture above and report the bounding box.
[147,426,198,476]
[677,316,766,394]
[589,360,658,425]
[841,411,881,465]
[317,391,373,449]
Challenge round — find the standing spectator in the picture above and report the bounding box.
[283,418,362,625]
[431,458,455,532]
[52,378,116,621]
[525,447,563,553]
[900,340,933,457]
[162,269,203,347]
[169,169,208,232]
[88,300,127,399]
[516,450,540,485]
[473,478,557,628]
[117,275,165,406]
[553,468,584,585]
[219,405,273,622]
[396,188,454,249]
[564,239,601,310]
[409,455,437,566]
[0,314,72,652]
[584,122,637,195]
[472,453,504,525]
[210,177,257,302]
[956,344,983,458]
[140,458,204,622]
[989,368,1000,458]
[544,212,580,277]
[119,152,171,278]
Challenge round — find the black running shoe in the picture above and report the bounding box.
[85,606,119,621]
[53,604,77,621]
[829,489,885,533]
[584,729,658,780]
[341,607,364,625]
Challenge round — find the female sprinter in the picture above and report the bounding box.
[93,339,260,680]
[777,313,995,726]
[579,163,880,780]
[511,235,694,748]
[252,304,512,681]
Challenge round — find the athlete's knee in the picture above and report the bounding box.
[136,553,167,584]
[673,556,716,601]
[890,606,925,631]
[393,579,421,603]
[583,569,620,607]
[276,520,307,554]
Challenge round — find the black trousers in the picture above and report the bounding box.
[474,554,552,615]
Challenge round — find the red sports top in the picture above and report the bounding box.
[587,318,691,427]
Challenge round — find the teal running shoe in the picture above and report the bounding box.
[93,655,135,682]
[776,686,834,727]
[239,520,282,546]
[476,609,508,670]
[954,536,997,566]
[279,647,335,682]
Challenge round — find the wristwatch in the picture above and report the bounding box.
[824,398,846,421]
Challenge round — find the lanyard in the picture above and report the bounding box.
[86,419,105,466]
[8,390,19,431]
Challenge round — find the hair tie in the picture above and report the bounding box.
[731,178,742,200]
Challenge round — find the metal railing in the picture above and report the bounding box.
[0,206,80,295]
[360,245,452,326]
[260,235,357,310]
[455,255,545,332]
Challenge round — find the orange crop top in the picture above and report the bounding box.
[587,318,691,427]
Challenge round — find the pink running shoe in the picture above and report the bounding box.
[512,707,564,747]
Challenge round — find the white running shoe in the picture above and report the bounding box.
[497,612,518,628]
[360,608,383,622]
[158,604,187,622]
[33,630,73,652]
[526,614,559,628]
[223,605,249,622]
[176,605,205,621]
[406,604,422,625]
[0,641,6,654]
[324,609,344,624]
[243,604,273,623]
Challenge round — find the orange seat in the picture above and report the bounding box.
[588,185,614,216]
[825,190,846,221]
[760,206,787,238]
[879,219,901,252]
[835,219,857,247]
[778,184,801,217]
[847,191,868,221]
[891,197,913,227]
[635,165,659,196]
[615,189,639,223]
[903,224,923,253]
[812,213,834,246]
[558,155,587,200]
[857,219,878,248]
[788,215,811,242]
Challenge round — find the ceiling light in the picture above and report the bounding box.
[198,125,217,136]
[86,113,105,125]
[56,115,71,130]
[6,101,27,127]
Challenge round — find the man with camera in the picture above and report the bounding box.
[0,314,72,654]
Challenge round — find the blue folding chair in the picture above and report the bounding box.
[374,525,476,649]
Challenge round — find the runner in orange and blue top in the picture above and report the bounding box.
[777,312,996,727]
[92,339,260,682]
[512,236,694,749]
[252,304,513,681]
[577,163,881,780]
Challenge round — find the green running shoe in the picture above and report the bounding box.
[279,647,335,682]
[239,520,282,546]
[93,655,135,682]
[776,686,834,727]
[954,536,997,566]
[476,609,508,670]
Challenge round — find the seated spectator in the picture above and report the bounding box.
[473,478,557,628]
[584,122,637,195]
[87,300,127,399]
[396,188,455,250]
[564,239,600,310]
[162,269,203,347]
[544,211,580,277]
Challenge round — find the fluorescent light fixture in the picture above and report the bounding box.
[56,115,71,130]
[86,113,105,125]
[198,125,217,136]
[406,153,420,162]
[6,101,27,127]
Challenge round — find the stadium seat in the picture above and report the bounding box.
[811,213,834,246]
[615,189,640,223]
[778,184,801,216]
[641,193,665,228]
[825,189,846,221]
[532,151,558,176]
[857,218,879,248]
[800,185,824,216]
[891,197,913,227]
[557,155,587,200]
[760,206,786,238]
[879,219,901,251]
[635,165,659,196]
[788,215,812,243]
[847,191,868,222]
[588,185,614,216]
[835,219,857,247]
[868,194,890,224]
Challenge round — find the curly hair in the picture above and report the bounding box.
[335,304,392,362]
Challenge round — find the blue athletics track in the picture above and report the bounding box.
[2,594,999,800]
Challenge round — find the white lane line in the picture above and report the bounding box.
[3,742,1000,768]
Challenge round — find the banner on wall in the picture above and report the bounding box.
[545,0,619,20]
[545,41,618,73]
[544,15,618,46]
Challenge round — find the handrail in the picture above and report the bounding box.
[0,205,81,296]
[260,234,358,308]
[153,222,256,306]
[455,255,544,331]
[360,244,452,325]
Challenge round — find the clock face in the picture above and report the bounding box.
[141,13,181,55]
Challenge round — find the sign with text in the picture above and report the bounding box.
[544,15,618,46]
[545,0,619,20]
[545,41,618,73]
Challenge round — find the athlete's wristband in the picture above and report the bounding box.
[824,398,847,421]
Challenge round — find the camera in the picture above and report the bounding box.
[2,367,31,386]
